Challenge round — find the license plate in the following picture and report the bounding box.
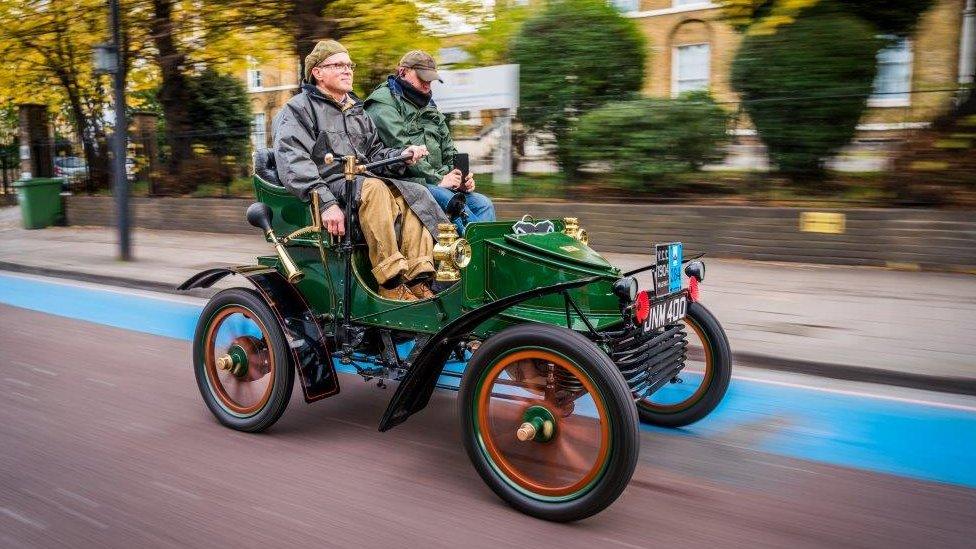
[642,292,688,333]
[653,242,683,297]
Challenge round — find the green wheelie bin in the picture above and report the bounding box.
[13,178,64,229]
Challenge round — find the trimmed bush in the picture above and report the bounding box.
[731,6,881,179]
[511,0,646,174]
[572,92,730,189]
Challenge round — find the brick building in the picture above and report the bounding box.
[241,1,974,160]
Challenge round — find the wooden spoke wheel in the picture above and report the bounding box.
[193,288,293,432]
[637,301,732,428]
[476,350,610,498]
[460,324,638,522]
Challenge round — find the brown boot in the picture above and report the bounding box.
[379,284,418,302]
[408,281,436,300]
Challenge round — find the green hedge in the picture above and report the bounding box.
[572,92,730,189]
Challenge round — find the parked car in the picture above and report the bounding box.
[53,156,88,189]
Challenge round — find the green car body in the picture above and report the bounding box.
[252,174,626,339]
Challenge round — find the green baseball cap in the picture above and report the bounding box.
[398,50,442,83]
[304,40,349,82]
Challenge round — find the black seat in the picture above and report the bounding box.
[254,148,284,187]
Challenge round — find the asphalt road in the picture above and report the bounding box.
[2,303,975,548]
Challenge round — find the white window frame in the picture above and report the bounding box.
[247,68,263,91]
[869,37,913,108]
[671,42,711,97]
[672,0,710,7]
[251,112,267,149]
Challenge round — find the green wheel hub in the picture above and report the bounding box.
[216,344,250,377]
[517,405,557,443]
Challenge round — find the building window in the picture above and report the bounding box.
[673,43,710,96]
[870,38,912,107]
[251,113,267,149]
[609,0,639,13]
[247,69,263,90]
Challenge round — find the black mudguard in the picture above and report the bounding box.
[378,276,601,431]
[178,266,339,402]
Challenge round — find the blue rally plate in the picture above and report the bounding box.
[653,242,683,297]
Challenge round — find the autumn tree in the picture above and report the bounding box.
[462,2,535,67]
[0,0,150,189]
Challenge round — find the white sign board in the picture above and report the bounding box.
[431,64,519,114]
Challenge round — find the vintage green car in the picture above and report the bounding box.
[178,150,731,522]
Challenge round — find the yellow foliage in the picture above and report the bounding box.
[716,0,821,35]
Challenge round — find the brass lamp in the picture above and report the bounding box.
[563,217,589,246]
[433,223,472,282]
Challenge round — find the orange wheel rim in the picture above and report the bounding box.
[203,306,276,417]
[639,316,713,413]
[475,350,611,498]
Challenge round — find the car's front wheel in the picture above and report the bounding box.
[192,288,293,432]
[459,324,639,522]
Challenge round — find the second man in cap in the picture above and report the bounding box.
[365,50,495,235]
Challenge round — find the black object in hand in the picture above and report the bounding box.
[453,153,469,188]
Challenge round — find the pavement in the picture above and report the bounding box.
[1,205,974,394]
[2,301,975,548]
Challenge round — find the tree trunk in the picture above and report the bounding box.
[57,73,109,192]
[151,0,194,175]
[288,0,342,83]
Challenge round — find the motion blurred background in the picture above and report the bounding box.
[0,0,974,547]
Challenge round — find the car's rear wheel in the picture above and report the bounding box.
[459,324,639,522]
[193,288,293,432]
[636,302,731,428]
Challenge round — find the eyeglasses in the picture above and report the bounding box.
[315,62,356,72]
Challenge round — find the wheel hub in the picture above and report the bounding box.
[516,405,556,443]
[217,342,251,378]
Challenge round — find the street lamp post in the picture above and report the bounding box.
[94,0,130,260]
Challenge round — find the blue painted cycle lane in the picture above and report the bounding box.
[2,272,974,489]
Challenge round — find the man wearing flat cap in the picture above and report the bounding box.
[365,50,495,235]
[272,40,449,301]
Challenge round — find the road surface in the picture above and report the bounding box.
[2,284,975,547]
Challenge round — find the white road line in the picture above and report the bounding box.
[55,488,100,508]
[731,373,976,413]
[3,378,32,387]
[10,392,38,402]
[85,378,117,388]
[30,367,57,376]
[21,490,108,530]
[151,481,202,501]
[250,506,315,529]
[0,508,46,530]
[596,536,648,549]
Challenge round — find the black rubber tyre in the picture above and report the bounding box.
[459,324,639,522]
[193,287,294,432]
[637,301,731,428]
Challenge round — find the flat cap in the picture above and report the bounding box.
[398,50,442,83]
[304,40,349,82]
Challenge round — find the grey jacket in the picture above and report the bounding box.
[271,84,447,237]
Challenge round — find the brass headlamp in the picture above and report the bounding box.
[563,217,589,245]
[433,223,472,282]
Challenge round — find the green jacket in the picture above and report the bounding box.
[364,77,457,187]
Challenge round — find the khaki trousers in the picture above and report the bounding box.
[359,178,435,285]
